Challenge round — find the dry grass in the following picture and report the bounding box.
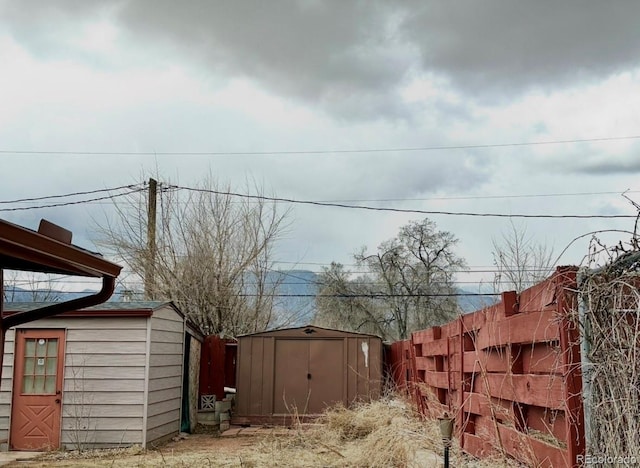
[242,397,521,467]
[10,397,524,467]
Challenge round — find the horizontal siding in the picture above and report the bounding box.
[62,417,143,431]
[4,317,148,330]
[148,388,181,405]
[0,379,11,399]
[147,409,181,431]
[147,398,181,418]
[152,318,185,332]
[150,330,183,344]
[146,424,178,447]
[0,317,149,451]
[149,353,182,367]
[67,341,147,354]
[67,329,147,342]
[148,376,181,392]
[150,342,183,355]
[64,378,144,392]
[63,391,144,405]
[62,429,143,448]
[146,305,184,446]
[0,416,8,445]
[65,366,146,380]
[148,365,182,380]
[63,354,147,367]
[61,404,143,419]
[151,307,183,322]
[2,355,13,368]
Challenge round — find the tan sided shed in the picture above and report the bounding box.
[1,301,202,451]
[233,325,382,425]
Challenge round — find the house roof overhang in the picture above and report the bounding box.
[0,218,123,329]
[0,219,121,278]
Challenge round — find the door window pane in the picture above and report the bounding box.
[21,338,59,394]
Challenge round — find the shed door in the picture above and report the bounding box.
[10,329,65,451]
[273,339,343,415]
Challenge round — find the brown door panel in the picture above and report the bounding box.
[273,340,309,414]
[10,329,65,450]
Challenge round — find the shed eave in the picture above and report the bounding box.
[237,324,382,339]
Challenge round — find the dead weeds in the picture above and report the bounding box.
[7,397,523,467]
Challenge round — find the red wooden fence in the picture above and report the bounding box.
[389,267,585,467]
[199,336,237,403]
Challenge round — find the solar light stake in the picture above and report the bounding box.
[439,414,454,468]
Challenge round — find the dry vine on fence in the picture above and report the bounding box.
[580,238,640,461]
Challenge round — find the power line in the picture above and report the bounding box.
[4,182,635,218]
[0,184,142,205]
[172,185,637,219]
[317,190,640,203]
[271,260,560,271]
[35,189,635,206]
[0,187,146,212]
[2,291,497,298]
[2,135,639,156]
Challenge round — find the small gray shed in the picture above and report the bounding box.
[234,325,383,425]
[0,301,202,451]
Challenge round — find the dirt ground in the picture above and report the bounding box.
[2,399,520,467]
[5,432,277,468]
[4,427,443,468]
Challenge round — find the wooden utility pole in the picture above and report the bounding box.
[145,178,157,300]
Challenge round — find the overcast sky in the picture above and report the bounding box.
[2,1,640,292]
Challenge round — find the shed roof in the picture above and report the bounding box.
[3,301,178,318]
[3,301,205,340]
[238,324,382,339]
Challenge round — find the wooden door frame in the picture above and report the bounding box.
[10,328,66,451]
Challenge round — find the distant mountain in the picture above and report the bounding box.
[4,285,138,303]
[4,273,493,322]
[3,272,321,327]
[265,270,319,328]
[456,287,498,314]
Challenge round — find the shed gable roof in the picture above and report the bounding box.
[3,301,180,318]
[238,325,381,339]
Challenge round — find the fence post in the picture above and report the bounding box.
[457,316,465,446]
[556,267,585,468]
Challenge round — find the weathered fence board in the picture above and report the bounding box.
[388,267,585,467]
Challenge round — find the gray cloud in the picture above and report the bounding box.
[401,1,640,100]
[3,1,640,119]
[574,159,640,175]
[115,1,417,120]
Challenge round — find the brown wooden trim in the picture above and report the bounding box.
[2,309,153,319]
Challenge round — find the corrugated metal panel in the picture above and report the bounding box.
[234,325,383,425]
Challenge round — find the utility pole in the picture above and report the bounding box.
[145,178,157,300]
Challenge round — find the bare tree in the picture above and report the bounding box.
[3,271,62,302]
[491,221,555,293]
[94,176,290,336]
[314,262,388,338]
[315,218,466,340]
